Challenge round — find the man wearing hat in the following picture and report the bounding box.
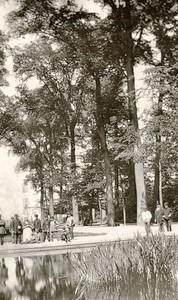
[42,215,50,242]
[33,214,42,243]
[49,216,59,241]
[163,202,172,231]
[12,214,23,244]
[66,213,75,239]
[9,216,15,243]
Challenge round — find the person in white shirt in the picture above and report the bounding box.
[50,216,59,241]
[141,208,152,235]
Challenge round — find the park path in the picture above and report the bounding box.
[0,223,177,257]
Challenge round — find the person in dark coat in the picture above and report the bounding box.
[33,214,42,242]
[9,217,15,243]
[163,202,172,231]
[42,215,50,242]
[155,203,164,232]
[0,215,6,245]
[12,214,23,244]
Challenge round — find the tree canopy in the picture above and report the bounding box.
[0,0,178,224]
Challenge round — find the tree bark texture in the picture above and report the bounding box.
[128,160,137,222]
[153,49,164,210]
[48,149,54,216]
[125,0,147,224]
[70,120,79,225]
[95,74,115,226]
[114,161,119,204]
[153,132,161,212]
[40,169,44,223]
[119,173,127,225]
[49,185,54,216]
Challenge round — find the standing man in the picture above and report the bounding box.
[141,208,152,235]
[66,213,75,240]
[13,214,23,244]
[163,202,172,231]
[42,215,50,242]
[9,216,15,243]
[155,203,164,232]
[0,215,6,245]
[49,216,58,242]
[33,214,42,243]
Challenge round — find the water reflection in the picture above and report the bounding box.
[2,254,76,300]
[75,277,178,300]
[0,253,177,300]
[0,258,11,299]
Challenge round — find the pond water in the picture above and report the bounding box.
[0,254,77,300]
[0,253,177,300]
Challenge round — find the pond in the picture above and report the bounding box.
[0,252,178,300]
[0,254,78,300]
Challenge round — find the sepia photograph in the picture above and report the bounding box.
[0,0,178,299]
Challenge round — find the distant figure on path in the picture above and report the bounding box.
[141,208,152,235]
[66,213,75,240]
[50,216,59,241]
[155,203,164,232]
[13,214,23,244]
[42,215,50,242]
[163,202,172,231]
[0,215,6,245]
[9,217,15,243]
[33,214,42,243]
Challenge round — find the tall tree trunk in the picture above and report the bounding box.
[154,131,163,210]
[114,161,121,222]
[125,0,146,224]
[153,151,160,204]
[47,131,54,216]
[159,162,163,207]
[94,73,115,226]
[114,161,119,204]
[70,120,79,225]
[120,173,126,225]
[60,148,64,200]
[128,160,137,222]
[153,49,164,210]
[48,163,54,216]
[39,166,44,223]
[49,184,54,216]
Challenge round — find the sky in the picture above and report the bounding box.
[0,147,25,218]
[0,0,25,217]
[0,0,149,219]
[0,0,31,219]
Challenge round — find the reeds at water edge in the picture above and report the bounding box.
[73,233,178,300]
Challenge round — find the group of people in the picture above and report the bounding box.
[0,212,75,245]
[155,202,172,232]
[141,202,172,235]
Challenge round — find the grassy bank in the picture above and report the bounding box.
[74,233,178,300]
